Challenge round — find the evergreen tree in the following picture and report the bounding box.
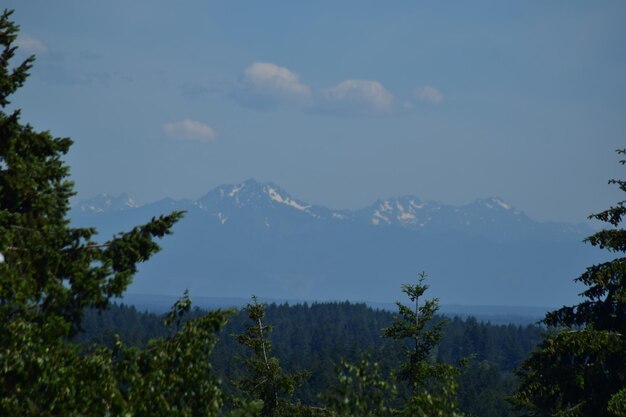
[0,8,183,334]
[234,296,319,417]
[0,10,230,415]
[383,272,465,417]
[512,149,626,417]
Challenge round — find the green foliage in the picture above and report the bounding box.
[512,149,626,417]
[398,364,464,417]
[456,360,519,417]
[164,289,193,330]
[1,302,229,416]
[608,387,626,417]
[323,354,396,417]
[384,273,447,386]
[112,305,230,417]
[0,317,123,416]
[0,8,184,337]
[234,295,313,416]
[0,9,234,416]
[78,301,541,416]
[383,272,465,417]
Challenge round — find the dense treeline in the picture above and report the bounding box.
[75,301,543,416]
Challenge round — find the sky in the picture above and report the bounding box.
[5,1,626,223]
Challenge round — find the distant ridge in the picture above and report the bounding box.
[74,178,591,243]
[120,293,549,325]
[71,179,603,307]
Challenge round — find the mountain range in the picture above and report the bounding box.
[71,179,606,307]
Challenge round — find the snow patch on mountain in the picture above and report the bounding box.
[494,198,511,210]
[410,200,425,209]
[398,212,416,221]
[372,209,391,225]
[77,193,139,214]
[266,186,311,211]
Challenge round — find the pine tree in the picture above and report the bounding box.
[512,149,626,417]
[234,296,319,417]
[0,7,183,334]
[383,272,465,417]
[0,10,231,415]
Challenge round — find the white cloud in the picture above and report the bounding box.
[163,119,216,142]
[234,62,311,109]
[232,63,397,117]
[415,85,444,105]
[16,35,48,54]
[321,80,394,116]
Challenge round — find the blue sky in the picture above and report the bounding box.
[6,1,626,223]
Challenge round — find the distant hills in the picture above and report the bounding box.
[117,293,549,325]
[71,179,606,307]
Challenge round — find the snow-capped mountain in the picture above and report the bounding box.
[194,179,350,226]
[353,195,586,241]
[72,179,588,242]
[355,196,523,230]
[75,193,139,214]
[70,180,602,307]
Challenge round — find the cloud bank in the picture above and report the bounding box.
[163,119,216,142]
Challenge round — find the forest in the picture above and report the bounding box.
[1,8,625,416]
[75,300,544,416]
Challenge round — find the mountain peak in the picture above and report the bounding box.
[196,179,317,218]
[357,195,434,226]
[219,179,263,199]
[237,178,265,192]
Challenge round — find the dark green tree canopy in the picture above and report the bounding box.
[513,149,626,417]
[0,10,237,416]
[544,152,626,335]
[0,8,184,336]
